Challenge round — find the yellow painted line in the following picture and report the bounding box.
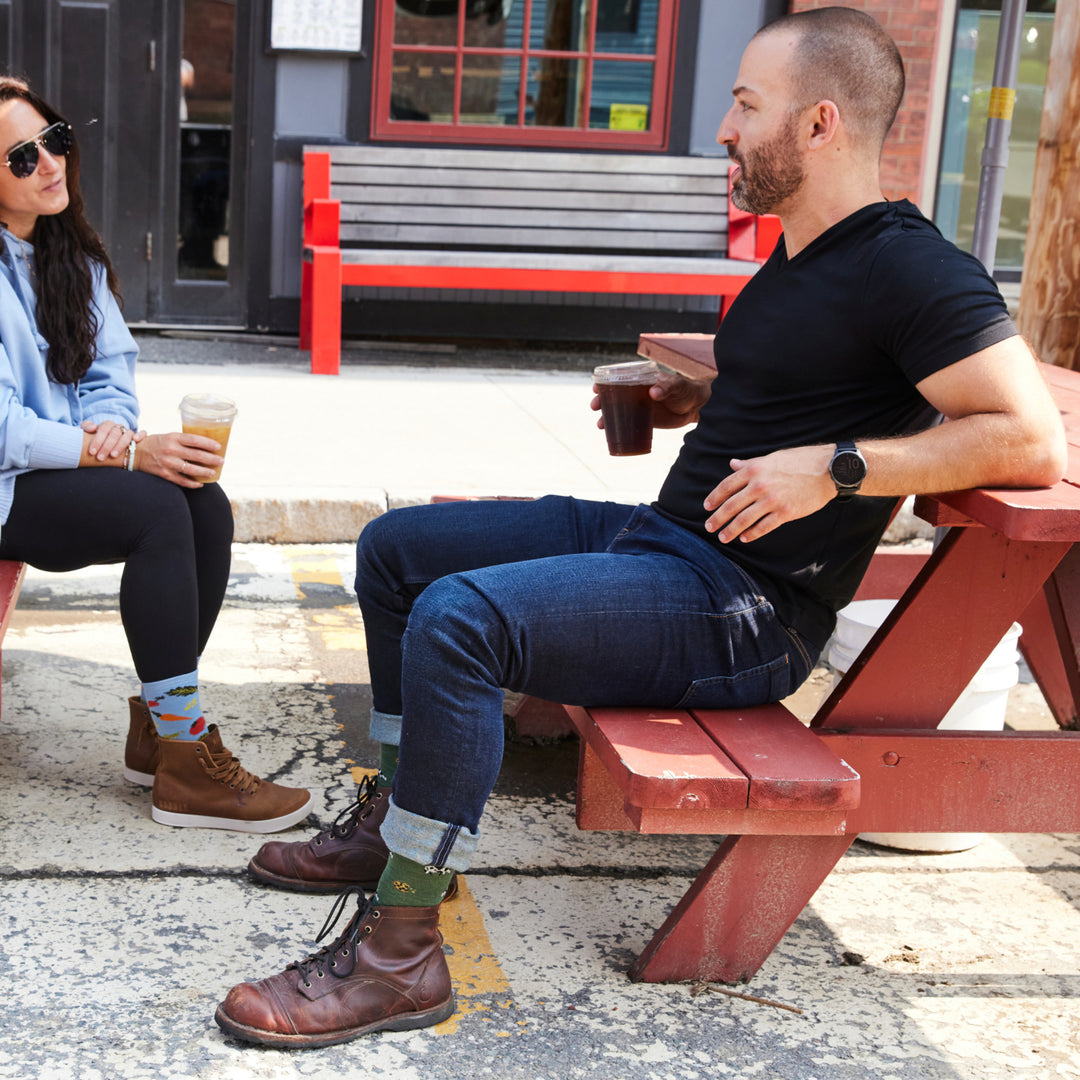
[286,548,367,652]
[435,877,520,1035]
[288,549,520,1035]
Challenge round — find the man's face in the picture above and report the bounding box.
[718,32,807,216]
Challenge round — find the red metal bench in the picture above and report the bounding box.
[299,147,780,375]
[0,559,26,718]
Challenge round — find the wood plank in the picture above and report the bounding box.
[637,332,717,377]
[819,729,1080,833]
[920,484,1080,541]
[853,548,931,601]
[0,560,25,647]
[337,263,756,296]
[336,250,756,275]
[334,185,726,215]
[310,144,731,175]
[331,167,728,196]
[565,705,750,811]
[340,204,729,233]
[337,223,727,251]
[692,705,861,811]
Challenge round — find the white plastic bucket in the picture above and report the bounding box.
[829,599,1021,853]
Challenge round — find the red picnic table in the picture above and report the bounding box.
[564,334,1080,984]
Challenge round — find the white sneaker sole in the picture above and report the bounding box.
[151,792,315,833]
[123,766,156,787]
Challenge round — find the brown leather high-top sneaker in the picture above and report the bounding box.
[215,890,454,1048]
[123,696,159,786]
[248,774,390,892]
[151,727,313,833]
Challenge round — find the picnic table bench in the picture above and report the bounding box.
[299,147,780,374]
[564,334,1080,983]
[0,559,26,719]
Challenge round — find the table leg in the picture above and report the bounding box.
[629,832,854,984]
[816,527,1070,730]
[1022,544,1080,730]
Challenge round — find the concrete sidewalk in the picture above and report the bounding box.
[4,543,1078,1080]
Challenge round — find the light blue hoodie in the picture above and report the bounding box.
[0,227,138,523]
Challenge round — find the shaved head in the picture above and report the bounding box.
[756,7,905,155]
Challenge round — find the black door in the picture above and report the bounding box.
[2,0,247,326]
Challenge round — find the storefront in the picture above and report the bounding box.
[0,0,1060,343]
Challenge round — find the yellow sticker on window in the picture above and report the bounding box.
[609,103,648,131]
[988,86,1016,121]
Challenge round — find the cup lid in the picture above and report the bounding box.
[179,393,237,421]
[592,360,658,383]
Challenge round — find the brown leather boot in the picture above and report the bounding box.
[151,727,313,833]
[123,696,159,786]
[215,890,454,1048]
[248,774,390,892]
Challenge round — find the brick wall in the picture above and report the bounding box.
[788,0,947,206]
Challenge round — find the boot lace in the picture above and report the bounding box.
[313,773,381,846]
[202,743,260,795]
[289,886,379,987]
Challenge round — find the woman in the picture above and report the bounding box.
[0,77,311,833]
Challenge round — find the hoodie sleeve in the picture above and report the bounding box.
[76,262,139,428]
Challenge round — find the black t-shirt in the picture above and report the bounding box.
[654,199,1016,654]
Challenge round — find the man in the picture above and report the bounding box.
[216,8,1065,1048]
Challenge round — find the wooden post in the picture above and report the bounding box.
[1017,0,1080,370]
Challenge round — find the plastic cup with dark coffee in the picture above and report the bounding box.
[593,360,658,456]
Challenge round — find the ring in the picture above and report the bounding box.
[180,462,187,474]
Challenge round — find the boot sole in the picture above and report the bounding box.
[123,766,156,787]
[214,994,455,1048]
[247,857,379,893]
[247,859,460,902]
[152,793,315,833]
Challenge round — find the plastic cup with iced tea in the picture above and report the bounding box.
[593,360,658,456]
[179,393,237,483]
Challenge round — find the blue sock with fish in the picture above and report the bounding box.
[141,671,208,741]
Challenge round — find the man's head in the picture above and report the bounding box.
[721,7,905,216]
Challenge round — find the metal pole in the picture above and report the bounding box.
[969,0,1029,273]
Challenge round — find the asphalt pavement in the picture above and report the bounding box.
[0,331,1077,1080]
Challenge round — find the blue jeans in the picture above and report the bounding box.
[354,496,816,872]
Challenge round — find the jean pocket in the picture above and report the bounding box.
[675,653,792,709]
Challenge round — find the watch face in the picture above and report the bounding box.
[831,451,865,486]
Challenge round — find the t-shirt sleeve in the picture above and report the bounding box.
[864,231,1017,386]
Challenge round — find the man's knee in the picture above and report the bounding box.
[405,574,503,665]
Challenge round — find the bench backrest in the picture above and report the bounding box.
[303,146,737,257]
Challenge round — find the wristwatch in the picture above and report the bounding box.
[829,441,866,501]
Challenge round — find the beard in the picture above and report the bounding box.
[729,113,805,215]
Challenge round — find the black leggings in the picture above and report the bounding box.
[0,469,233,682]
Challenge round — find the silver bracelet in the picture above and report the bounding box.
[125,439,137,472]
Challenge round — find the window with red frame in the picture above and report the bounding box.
[372,0,680,148]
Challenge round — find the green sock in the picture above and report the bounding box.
[375,852,454,907]
[377,743,398,788]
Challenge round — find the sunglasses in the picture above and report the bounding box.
[3,121,73,180]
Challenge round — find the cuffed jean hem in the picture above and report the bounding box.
[381,796,479,874]
[370,708,402,746]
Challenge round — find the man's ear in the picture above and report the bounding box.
[806,100,841,148]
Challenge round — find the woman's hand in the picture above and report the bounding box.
[82,418,138,462]
[133,431,224,487]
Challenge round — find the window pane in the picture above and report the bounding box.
[935,4,1055,269]
[526,56,585,126]
[595,0,658,55]
[530,0,590,53]
[464,0,520,47]
[391,50,456,122]
[394,1,458,46]
[462,55,521,123]
[588,59,652,130]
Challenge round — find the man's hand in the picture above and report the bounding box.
[704,445,835,543]
[590,367,713,431]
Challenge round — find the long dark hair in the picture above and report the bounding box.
[0,77,122,384]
